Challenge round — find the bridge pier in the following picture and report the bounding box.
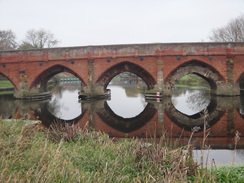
[145,60,172,98]
[78,86,111,100]
[13,73,51,101]
[214,57,241,96]
[78,59,111,100]
[145,86,171,99]
[215,83,240,96]
[145,82,240,99]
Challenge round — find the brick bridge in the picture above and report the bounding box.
[0,42,244,98]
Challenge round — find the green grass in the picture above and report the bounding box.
[0,91,14,95]
[0,119,243,182]
[212,166,244,183]
[0,80,13,88]
[175,74,210,89]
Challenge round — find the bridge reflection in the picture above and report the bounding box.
[1,93,243,149]
[166,96,224,132]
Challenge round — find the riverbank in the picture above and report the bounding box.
[0,80,14,95]
[174,74,210,90]
[0,80,13,88]
[0,119,243,182]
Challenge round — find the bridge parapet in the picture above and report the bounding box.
[1,42,244,62]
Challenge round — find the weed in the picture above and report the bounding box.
[0,119,243,183]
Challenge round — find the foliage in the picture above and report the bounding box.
[0,119,198,182]
[0,119,243,182]
[174,74,210,89]
[212,166,244,183]
[209,15,244,42]
[18,42,36,50]
[0,30,17,51]
[18,28,59,49]
[0,80,13,88]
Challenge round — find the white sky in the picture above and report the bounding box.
[0,0,244,47]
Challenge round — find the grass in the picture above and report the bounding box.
[0,91,14,95]
[0,80,13,88]
[0,119,243,182]
[211,166,244,183]
[174,74,210,89]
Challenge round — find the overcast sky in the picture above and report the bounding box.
[1,0,244,47]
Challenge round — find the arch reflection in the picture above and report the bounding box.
[47,88,82,120]
[0,94,15,119]
[171,88,211,116]
[96,102,156,133]
[166,95,225,132]
[34,102,86,127]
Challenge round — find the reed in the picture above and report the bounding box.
[0,118,242,182]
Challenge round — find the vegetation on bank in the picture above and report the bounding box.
[0,119,243,182]
[0,80,13,88]
[0,73,208,91]
[0,91,13,95]
[0,81,14,95]
[211,166,244,183]
[174,74,210,89]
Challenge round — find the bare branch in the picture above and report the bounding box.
[209,15,244,42]
[0,30,17,50]
[20,28,59,49]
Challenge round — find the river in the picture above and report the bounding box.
[0,79,244,165]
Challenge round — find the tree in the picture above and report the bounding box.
[0,30,17,51]
[19,29,59,49]
[18,42,36,50]
[209,15,244,42]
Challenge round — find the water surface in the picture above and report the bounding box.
[0,82,243,164]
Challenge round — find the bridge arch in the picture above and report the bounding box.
[96,61,156,90]
[30,64,86,91]
[165,60,224,92]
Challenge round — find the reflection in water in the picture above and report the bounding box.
[107,84,147,118]
[171,87,210,116]
[97,101,156,133]
[47,85,82,120]
[0,81,244,164]
[165,98,223,132]
[237,149,244,161]
[0,94,15,119]
[193,149,244,165]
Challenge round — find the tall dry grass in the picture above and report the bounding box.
[0,118,243,182]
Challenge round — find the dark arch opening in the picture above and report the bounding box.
[96,61,156,90]
[239,73,244,90]
[165,60,224,92]
[237,73,244,117]
[30,65,86,91]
